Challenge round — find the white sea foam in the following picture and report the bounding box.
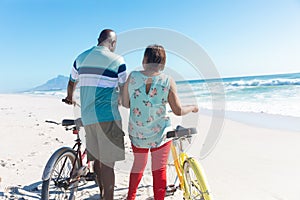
[228,78,300,87]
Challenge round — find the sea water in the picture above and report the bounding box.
[177,72,300,118]
[177,72,300,132]
[27,72,300,131]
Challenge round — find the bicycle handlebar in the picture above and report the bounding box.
[62,98,73,105]
[45,120,61,125]
[62,98,81,108]
[166,126,197,138]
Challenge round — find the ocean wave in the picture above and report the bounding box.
[228,78,300,87]
[23,89,67,98]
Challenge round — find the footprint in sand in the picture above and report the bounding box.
[28,152,37,157]
[38,132,45,136]
[0,160,6,167]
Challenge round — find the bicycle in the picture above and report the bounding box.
[41,117,99,200]
[165,126,212,200]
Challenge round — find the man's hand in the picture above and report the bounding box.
[62,98,73,105]
[65,80,77,105]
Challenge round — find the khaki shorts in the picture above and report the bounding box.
[84,120,125,164]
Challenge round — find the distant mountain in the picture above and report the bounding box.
[29,75,69,91]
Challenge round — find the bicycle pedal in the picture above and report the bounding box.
[71,166,89,179]
[165,184,177,196]
[84,172,96,181]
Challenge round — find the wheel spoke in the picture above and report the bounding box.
[184,161,204,200]
[42,150,79,200]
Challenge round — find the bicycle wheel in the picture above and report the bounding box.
[183,158,211,200]
[167,151,178,183]
[166,157,178,195]
[41,149,80,200]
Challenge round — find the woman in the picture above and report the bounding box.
[122,44,198,200]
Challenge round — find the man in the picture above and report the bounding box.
[64,29,126,200]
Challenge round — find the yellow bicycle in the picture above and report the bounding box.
[166,126,212,200]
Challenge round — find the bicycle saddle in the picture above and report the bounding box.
[62,118,83,127]
[166,126,197,138]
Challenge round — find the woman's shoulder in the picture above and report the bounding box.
[159,73,170,79]
[129,70,142,77]
[158,73,173,83]
[128,71,144,86]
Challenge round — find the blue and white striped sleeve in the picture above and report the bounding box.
[117,61,127,86]
[69,60,79,82]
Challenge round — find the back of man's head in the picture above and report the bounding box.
[98,29,116,44]
[97,29,117,52]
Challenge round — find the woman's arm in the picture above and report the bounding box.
[168,77,198,116]
[122,74,131,108]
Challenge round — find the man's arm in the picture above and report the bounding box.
[64,80,77,105]
[118,85,124,105]
[121,74,130,108]
[117,61,127,106]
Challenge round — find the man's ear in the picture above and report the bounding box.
[110,39,115,46]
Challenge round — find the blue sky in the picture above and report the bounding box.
[0,0,299,92]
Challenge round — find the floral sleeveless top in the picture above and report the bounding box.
[128,71,171,148]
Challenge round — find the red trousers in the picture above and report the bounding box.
[127,141,171,200]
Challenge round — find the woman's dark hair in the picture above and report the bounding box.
[143,45,166,70]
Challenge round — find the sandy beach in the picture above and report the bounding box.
[0,94,300,200]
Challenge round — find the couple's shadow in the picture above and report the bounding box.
[1,181,154,200]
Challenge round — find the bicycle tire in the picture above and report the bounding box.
[41,149,80,200]
[166,156,178,193]
[183,158,211,200]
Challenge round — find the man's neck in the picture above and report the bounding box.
[97,44,111,51]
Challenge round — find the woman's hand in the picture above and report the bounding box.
[192,106,199,113]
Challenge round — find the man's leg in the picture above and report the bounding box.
[99,161,115,200]
[85,125,105,197]
[94,160,104,198]
[94,159,115,200]
[95,120,125,199]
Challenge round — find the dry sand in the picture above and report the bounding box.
[0,94,299,199]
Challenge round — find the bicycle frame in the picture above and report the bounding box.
[170,139,189,196]
[42,125,84,182]
[69,132,84,177]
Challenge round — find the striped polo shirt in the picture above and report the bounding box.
[70,46,126,125]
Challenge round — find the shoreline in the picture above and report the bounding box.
[4,93,300,132]
[200,108,300,132]
[224,110,300,132]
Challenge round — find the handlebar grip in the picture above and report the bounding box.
[62,98,72,104]
[166,127,197,138]
[166,131,176,138]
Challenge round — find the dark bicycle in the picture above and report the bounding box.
[41,118,98,200]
